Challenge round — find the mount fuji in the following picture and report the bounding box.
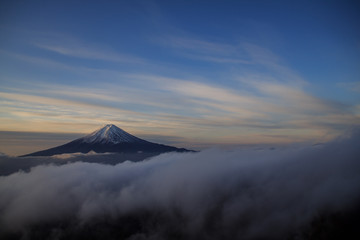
[22,124,192,157]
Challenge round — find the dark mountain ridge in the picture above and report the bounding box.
[21,124,192,157]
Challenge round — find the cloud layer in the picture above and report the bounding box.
[1,32,359,150]
[0,130,359,239]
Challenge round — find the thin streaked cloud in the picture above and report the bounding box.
[158,36,251,64]
[34,43,145,64]
[2,60,357,145]
[30,33,146,64]
[339,81,360,93]
[1,28,358,149]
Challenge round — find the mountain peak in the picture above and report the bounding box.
[81,124,145,144]
[21,124,193,157]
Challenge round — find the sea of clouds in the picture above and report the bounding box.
[0,130,359,239]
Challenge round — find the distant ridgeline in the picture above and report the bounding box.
[21,124,193,157]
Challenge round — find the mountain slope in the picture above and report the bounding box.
[21,124,192,157]
[82,124,146,144]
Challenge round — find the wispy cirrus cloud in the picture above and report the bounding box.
[24,32,147,64]
[123,73,359,140]
[0,91,151,132]
[0,50,76,70]
[181,53,251,64]
[339,81,360,93]
[157,36,251,64]
[239,77,349,115]
[1,72,358,147]
[159,36,304,86]
[1,31,358,146]
[35,42,145,64]
[163,37,237,54]
[241,43,307,85]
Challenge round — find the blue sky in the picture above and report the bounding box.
[0,0,359,154]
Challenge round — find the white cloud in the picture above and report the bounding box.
[0,130,359,238]
[51,151,114,159]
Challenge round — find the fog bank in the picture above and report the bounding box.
[0,131,360,239]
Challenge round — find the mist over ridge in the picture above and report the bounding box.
[0,129,359,239]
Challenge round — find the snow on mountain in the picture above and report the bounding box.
[81,124,146,144]
[21,124,193,157]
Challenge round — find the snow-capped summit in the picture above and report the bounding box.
[21,124,193,157]
[82,124,145,144]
